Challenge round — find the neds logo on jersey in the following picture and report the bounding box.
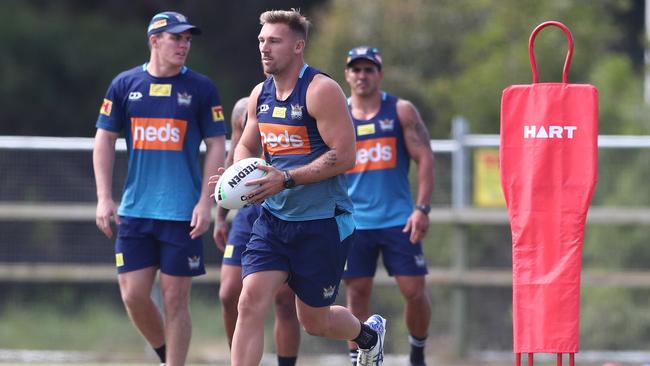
[259,123,311,155]
[348,137,396,173]
[131,118,187,151]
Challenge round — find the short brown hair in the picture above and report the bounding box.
[259,8,310,39]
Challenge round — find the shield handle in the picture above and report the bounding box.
[528,21,574,84]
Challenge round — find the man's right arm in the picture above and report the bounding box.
[288,75,356,184]
[224,97,249,168]
[214,96,249,251]
[93,128,120,238]
[233,83,264,162]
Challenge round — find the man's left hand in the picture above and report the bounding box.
[244,164,286,205]
[190,199,212,239]
[403,209,430,244]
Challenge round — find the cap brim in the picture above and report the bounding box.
[168,24,202,35]
[346,56,381,69]
[154,24,202,35]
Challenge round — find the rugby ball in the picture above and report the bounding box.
[215,157,268,209]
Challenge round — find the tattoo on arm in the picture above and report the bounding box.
[406,121,431,148]
[325,150,338,166]
[415,122,431,146]
[232,101,248,125]
[309,150,338,175]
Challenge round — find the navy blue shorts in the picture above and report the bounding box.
[242,207,355,307]
[343,226,428,278]
[115,216,205,276]
[222,204,262,266]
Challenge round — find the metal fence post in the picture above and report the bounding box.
[452,116,470,209]
[451,116,470,357]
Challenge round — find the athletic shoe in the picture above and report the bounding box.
[357,314,386,366]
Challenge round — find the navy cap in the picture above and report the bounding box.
[346,46,383,70]
[147,11,202,36]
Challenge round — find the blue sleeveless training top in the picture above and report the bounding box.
[96,63,226,221]
[346,92,413,229]
[256,64,353,221]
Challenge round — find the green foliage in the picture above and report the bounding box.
[580,287,650,349]
[0,0,328,136]
[309,0,488,137]
[1,1,145,136]
[308,0,648,136]
[583,225,650,269]
[591,150,650,207]
[590,56,649,134]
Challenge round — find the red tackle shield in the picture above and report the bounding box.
[500,21,598,355]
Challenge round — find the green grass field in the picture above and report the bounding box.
[0,283,439,364]
[0,285,629,366]
[0,353,436,366]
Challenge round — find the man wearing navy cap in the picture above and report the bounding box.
[147,11,202,36]
[93,11,225,366]
[342,46,434,366]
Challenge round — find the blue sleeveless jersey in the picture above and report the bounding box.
[346,92,413,229]
[96,63,226,221]
[256,64,353,221]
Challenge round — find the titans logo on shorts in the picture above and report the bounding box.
[115,216,205,276]
[242,207,355,307]
[343,226,428,278]
[222,204,262,266]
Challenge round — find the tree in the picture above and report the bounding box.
[307,0,648,136]
[0,0,328,136]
